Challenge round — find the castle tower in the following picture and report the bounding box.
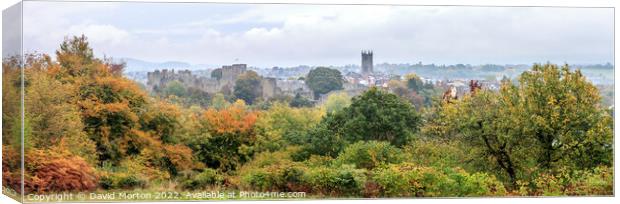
[361,50,373,74]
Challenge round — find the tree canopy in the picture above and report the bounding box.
[425,63,613,188]
[304,87,421,157]
[234,70,263,104]
[305,67,344,99]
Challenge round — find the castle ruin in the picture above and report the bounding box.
[146,64,311,102]
[146,69,220,93]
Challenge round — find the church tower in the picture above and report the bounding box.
[361,50,373,74]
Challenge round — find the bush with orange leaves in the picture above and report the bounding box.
[77,75,148,165]
[201,100,258,135]
[187,100,259,172]
[517,166,613,196]
[2,146,22,193]
[124,129,200,178]
[23,148,98,193]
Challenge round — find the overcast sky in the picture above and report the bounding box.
[21,1,614,67]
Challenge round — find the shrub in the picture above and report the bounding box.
[281,165,308,192]
[181,168,224,190]
[242,165,285,191]
[117,175,146,189]
[568,166,613,195]
[240,155,368,197]
[371,163,506,197]
[237,148,309,191]
[303,155,334,167]
[118,155,171,182]
[240,162,308,192]
[335,141,404,169]
[23,149,98,193]
[242,168,279,191]
[402,138,470,169]
[195,169,225,186]
[371,164,412,197]
[304,165,367,197]
[2,146,21,193]
[98,177,114,190]
[523,166,613,196]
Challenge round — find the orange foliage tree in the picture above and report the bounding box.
[186,100,259,171]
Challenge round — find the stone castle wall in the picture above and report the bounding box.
[146,64,310,101]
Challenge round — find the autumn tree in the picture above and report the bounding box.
[52,36,153,166]
[443,86,529,187]
[24,58,98,163]
[52,36,201,180]
[2,55,23,147]
[518,64,612,170]
[78,75,149,164]
[103,57,126,76]
[426,63,613,188]
[188,100,259,171]
[140,101,182,144]
[55,35,98,79]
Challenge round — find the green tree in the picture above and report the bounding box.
[163,80,187,97]
[140,102,181,144]
[337,87,420,146]
[302,117,347,158]
[447,87,528,188]
[254,103,323,152]
[405,74,424,92]
[234,71,262,104]
[427,63,613,188]
[3,56,25,147]
[305,67,344,99]
[305,87,421,157]
[334,141,404,169]
[185,87,211,107]
[289,93,313,108]
[518,64,612,170]
[322,91,351,114]
[210,93,230,110]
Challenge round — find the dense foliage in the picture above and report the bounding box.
[302,87,421,158]
[305,67,344,99]
[234,70,263,104]
[1,36,613,198]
